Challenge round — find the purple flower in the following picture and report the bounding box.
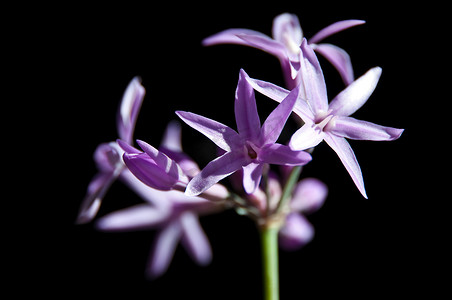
[96,187,221,279]
[202,13,364,88]
[246,40,404,198]
[176,69,312,196]
[77,77,145,223]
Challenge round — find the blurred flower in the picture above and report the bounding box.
[176,69,311,196]
[203,13,364,88]
[77,77,145,223]
[246,40,404,198]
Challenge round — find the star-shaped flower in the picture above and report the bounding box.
[203,13,364,88]
[245,40,404,198]
[176,69,312,196]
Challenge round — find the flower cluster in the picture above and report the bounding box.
[78,13,403,281]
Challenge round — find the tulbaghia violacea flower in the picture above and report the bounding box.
[176,69,312,196]
[77,77,145,223]
[202,13,364,88]
[246,40,404,198]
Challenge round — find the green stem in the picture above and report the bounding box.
[276,165,302,214]
[260,226,280,300]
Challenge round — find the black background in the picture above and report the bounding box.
[9,2,447,299]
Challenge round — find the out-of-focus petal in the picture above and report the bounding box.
[235,69,261,140]
[309,20,365,44]
[186,151,246,197]
[329,67,382,117]
[180,212,212,266]
[259,143,312,166]
[299,39,328,114]
[272,13,303,47]
[242,162,264,194]
[291,178,328,213]
[176,111,240,152]
[259,84,298,145]
[146,221,182,279]
[202,28,271,46]
[160,120,183,152]
[323,134,367,198]
[330,116,404,141]
[314,43,354,85]
[76,171,118,224]
[94,142,123,172]
[279,213,314,251]
[117,77,145,144]
[289,124,325,150]
[244,74,315,122]
[96,204,168,231]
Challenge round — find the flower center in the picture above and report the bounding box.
[283,32,301,55]
[245,141,259,160]
[313,114,336,133]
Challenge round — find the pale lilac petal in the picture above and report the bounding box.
[235,69,261,140]
[259,143,312,166]
[329,67,382,117]
[160,120,183,152]
[291,178,328,213]
[122,152,180,191]
[309,20,366,44]
[242,162,264,194]
[244,75,315,122]
[289,124,325,150]
[176,111,240,152]
[76,171,117,224]
[186,151,246,196]
[259,84,298,145]
[330,116,404,141]
[299,39,328,114]
[279,213,314,251]
[314,43,354,85]
[117,139,141,155]
[180,212,212,266]
[96,204,168,231]
[202,28,271,46]
[146,221,182,279]
[323,134,367,198]
[272,13,303,47]
[235,33,287,60]
[94,142,123,172]
[117,77,145,144]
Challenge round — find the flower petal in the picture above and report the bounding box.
[323,134,367,198]
[235,69,261,140]
[180,212,212,266]
[291,178,328,213]
[242,162,264,194]
[202,28,271,46]
[160,120,183,152]
[235,33,287,60]
[329,67,382,117]
[259,83,298,145]
[146,221,182,279]
[244,74,315,122]
[96,204,168,231]
[117,77,145,144]
[186,151,246,196]
[176,111,240,152]
[309,20,366,44]
[122,152,180,191]
[289,124,325,150]
[279,213,314,251]
[272,13,303,47]
[259,143,312,166]
[330,116,404,141]
[299,39,329,114]
[314,43,354,85]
